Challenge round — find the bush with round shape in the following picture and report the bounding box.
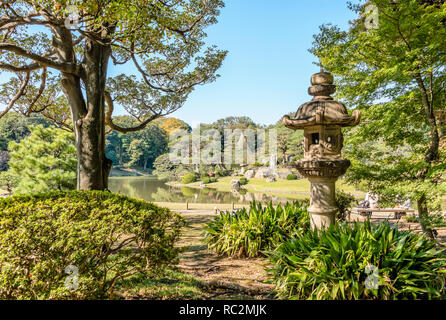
[267,220,446,300]
[201,176,211,184]
[204,201,310,258]
[0,191,185,299]
[335,190,356,221]
[239,177,248,185]
[286,174,298,180]
[181,173,197,184]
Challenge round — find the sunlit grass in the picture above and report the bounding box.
[207,177,364,196]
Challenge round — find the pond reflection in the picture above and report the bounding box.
[109,176,301,204]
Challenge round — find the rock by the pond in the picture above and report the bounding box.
[244,169,255,179]
[278,169,294,179]
[254,168,269,178]
[231,179,241,191]
[255,167,279,179]
[266,176,276,183]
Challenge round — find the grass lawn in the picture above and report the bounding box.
[207,177,364,197]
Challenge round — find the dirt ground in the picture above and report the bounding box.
[175,210,275,299]
[175,210,446,300]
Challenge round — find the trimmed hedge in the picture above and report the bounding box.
[286,174,298,180]
[0,191,185,299]
[181,173,197,184]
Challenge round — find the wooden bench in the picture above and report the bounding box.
[352,208,416,219]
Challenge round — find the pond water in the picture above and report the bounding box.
[109,176,304,204]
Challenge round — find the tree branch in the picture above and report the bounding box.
[0,43,80,75]
[0,61,41,72]
[0,72,30,119]
[104,91,161,133]
[25,67,47,116]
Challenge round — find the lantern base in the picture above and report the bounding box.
[307,177,338,230]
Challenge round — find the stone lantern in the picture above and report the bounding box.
[282,71,360,230]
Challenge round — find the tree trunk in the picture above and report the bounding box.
[118,144,123,166]
[76,38,112,190]
[417,194,435,240]
[53,24,113,191]
[413,73,439,240]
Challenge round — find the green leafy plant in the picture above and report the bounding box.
[204,201,310,258]
[0,191,185,299]
[239,177,248,185]
[267,221,446,300]
[405,213,446,228]
[335,190,356,221]
[201,176,211,184]
[0,171,19,193]
[286,174,298,180]
[6,125,77,194]
[181,173,197,184]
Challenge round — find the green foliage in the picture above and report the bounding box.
[153,154,194,181]
[310,1,446,216]
[127,125,168,170]
[286,174,298,180]
[0,191,185,299]
[239,177,248,185]
[252,162,263,167]
[271,115,304,160]
[181,173,197,184]
[405,212,446,228]
[0,112,49,151]
[335,190,356,221]
[0,171,19,193]
[204,201,310,258]
[201,174,217,184]
[106,117,168,169]
[267,221,446,300]
[7,125,76,194]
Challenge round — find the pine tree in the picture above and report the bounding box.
[7,125,76,193]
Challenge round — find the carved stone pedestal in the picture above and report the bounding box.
[282,70,360,230]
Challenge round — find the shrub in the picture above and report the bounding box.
[405,213,446,228]
[0,171,19,193]
[267,221,446,300]
[201,176,211,184]
[0,191,185,299]
[253,162,263,167]
[239,177,248,185]
[335,190,356,221]
[181,173,197,184]
[7,125,77,194]
[286,174,298,180]
[204,201,310,258]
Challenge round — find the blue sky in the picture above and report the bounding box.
[0,1,357,127]
[165,0,357,126]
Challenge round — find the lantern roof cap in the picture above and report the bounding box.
[282,71,360,130]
